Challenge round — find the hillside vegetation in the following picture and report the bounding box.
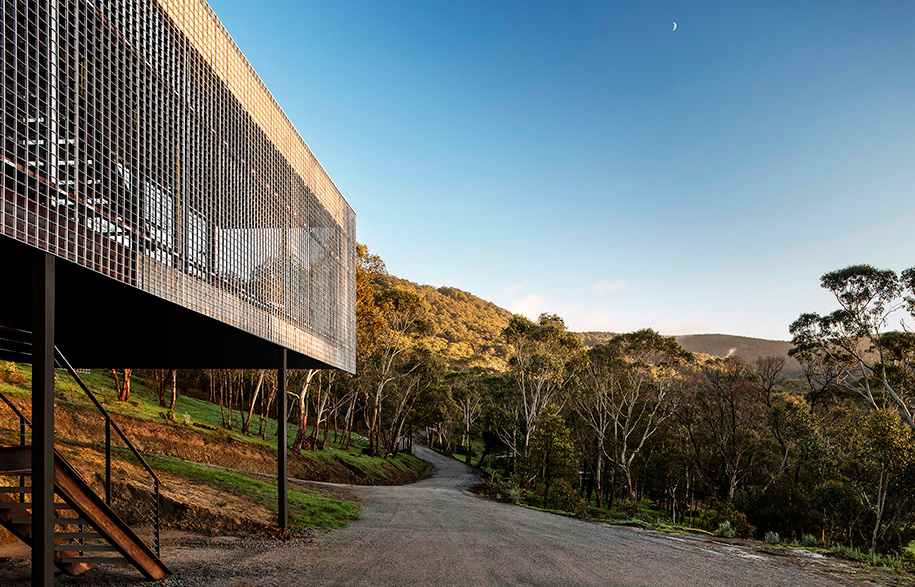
[374,276,798,373]
[580,332,799,374]
[376,275,512,367]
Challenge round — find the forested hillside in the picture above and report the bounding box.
[376,275,512,367]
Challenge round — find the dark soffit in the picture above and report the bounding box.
[0,235,332,369]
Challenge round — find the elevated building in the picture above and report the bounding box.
[1,0,356,370]
[0,1,356,583]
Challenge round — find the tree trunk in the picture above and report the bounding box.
[293,370,316,451]
[168,369,177,412]
[112,369,132,402]
[243,370,265,435]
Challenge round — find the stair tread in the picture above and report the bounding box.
[0,502,31,509]
[0,487,31,493]
[59,559,131,566]
[54,517,89,525]
[55,543,117,552]
[55,531,101,539]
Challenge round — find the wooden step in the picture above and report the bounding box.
[10,516,90,525]
[0,446,32,475]
[0,501,31,509]
[59,556,133,565]
[54,516,89,525]
[0,486,31,494]
[55,531,101,540]
[55,543,116,552]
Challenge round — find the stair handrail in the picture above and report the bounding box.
[0,388,32,431]
[0,324,162,556]
[52,349,160,486]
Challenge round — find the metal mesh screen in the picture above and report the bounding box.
[1,0,356,372]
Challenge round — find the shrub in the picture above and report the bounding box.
[903,541,915,568]
[619,499,641,518]
[765,531,780,544]
[546,480,585,515]
[715,521,736,538]
[735,477,819,541]
[799,534,819,548]
[703,504,755,539]
[487,479,522,504]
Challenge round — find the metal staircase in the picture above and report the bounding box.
[0,325,171,580]
[0,446,170,579]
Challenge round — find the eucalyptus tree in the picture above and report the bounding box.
[502,313,585,456]
[383,345,444,455]
[678,358,769,501]
[577,329,692,502]
[790,264,915,428]
[446,367,486,459]
[364,287,435,455]
[518,405,578,509]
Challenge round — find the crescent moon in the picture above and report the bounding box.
[672,22,677,31]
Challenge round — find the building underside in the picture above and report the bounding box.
[0,233,333,369]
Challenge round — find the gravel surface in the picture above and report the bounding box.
[0,446,884,586]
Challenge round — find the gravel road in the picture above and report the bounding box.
[1,446,880,586]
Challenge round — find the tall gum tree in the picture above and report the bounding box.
[365,287,435,455]
[790,264,915,429]
[501,313,585,457]
[577,329,692,502]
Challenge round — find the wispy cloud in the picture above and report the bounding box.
[498,282,529,298]
[508,294,550,319]
[592,280,626,292]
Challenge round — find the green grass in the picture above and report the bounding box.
[828,544,911,573]
[1,364,426,483]
[134,453,361,530]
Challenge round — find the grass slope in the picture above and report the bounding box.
[135,453,360,530]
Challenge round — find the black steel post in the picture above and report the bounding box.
[105,417,111,504]
[31,251,55,587]
[277,347,288,530]
[154,480,160,557]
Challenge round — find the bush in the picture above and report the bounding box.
[486,479,522,504]
[735,477,819,541]
[765,531,780,544]
[902,541,915,569]
[715,521,736,538]
[545,480,585,515]
[799,534,819,548]
[618,499,641,518]
[703,504,755,539]
[0,361,26,384]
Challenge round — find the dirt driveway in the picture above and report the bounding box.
[1,446,885,586]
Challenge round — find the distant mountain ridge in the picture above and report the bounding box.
[379,275,799,374]
[580,332,799,374]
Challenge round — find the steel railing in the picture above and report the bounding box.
[0,324,161,556]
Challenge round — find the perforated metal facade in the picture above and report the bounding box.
[1,0,356,371]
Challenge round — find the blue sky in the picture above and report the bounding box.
[208,0,915,340]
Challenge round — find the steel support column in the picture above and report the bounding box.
[277,347,288,529]
[31,252,55,587]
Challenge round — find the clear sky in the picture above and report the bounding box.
[207,0,915,341]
